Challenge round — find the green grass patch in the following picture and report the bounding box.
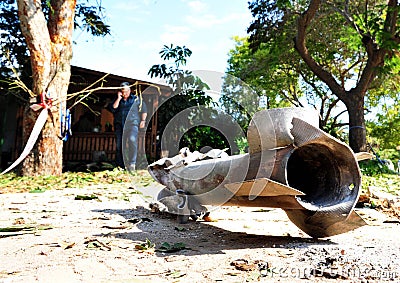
[0,168,156,193]
[362,173,400,196]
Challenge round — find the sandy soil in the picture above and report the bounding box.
[0,181,399,283]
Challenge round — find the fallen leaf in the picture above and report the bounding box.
[0,226,27,233]
[156,242,187,253]
[61,242,76,250]
[0,231,34,238]
[203,215,216,222]
[231,259,257,271]
[383,219,400,224]
[74,194,98,200]
[174,226,186,231]
[0,224,52,233]
[277,249,295,257]
[252,209,272,212]
[127,218,141,224]
[101,225,129,230]
[165,270,186,279]
[29,188,46,193]
[135,238,155,252]
[225,272,240,276]
[94,216,111,220]
[84,239,111,251]
[36,224,53,231]
[0,224,52,238]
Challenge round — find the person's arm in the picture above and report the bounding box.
[139,113,147,128]
[139,98,148,128]
[112,92,123,110]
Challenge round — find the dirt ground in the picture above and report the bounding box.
[0,176,399,283]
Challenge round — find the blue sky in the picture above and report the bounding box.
[71,0,252,83]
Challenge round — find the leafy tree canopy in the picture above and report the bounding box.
[148,45,229,154]
[239,0,400,151]
[0,0,110,101]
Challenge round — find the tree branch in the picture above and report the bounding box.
[294,0,348,104]
[385,0,400,44]
[352,1,399,96]
[324,98,340,126]
[331,2,363,36]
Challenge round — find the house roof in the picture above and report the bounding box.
[70,65,171,96]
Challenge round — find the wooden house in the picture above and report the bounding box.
[0,66,171,170]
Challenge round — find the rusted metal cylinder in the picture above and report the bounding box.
[149,107,319,202]
[148,107,365,238]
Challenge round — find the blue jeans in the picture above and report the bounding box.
[115,124,139,168]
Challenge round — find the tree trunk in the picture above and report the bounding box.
[346,95,367,153]
[17,0,76,176]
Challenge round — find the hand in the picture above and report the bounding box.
[117,91,123,99]
[139,120,146,129]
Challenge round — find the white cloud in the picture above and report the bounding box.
[185,14,218,28]
[120,39,135,47]
[160,25,192,45]
[137,40,163,50]
[185,12,251,30]
[108,2,150,23]
[187,0,208,13]
[112,3,142,12]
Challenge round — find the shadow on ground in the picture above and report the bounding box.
[92,207,335,257]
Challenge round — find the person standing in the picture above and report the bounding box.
[108,82,147,170]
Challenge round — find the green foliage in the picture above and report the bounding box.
[0,0,110,96]
[0,0,31,99]
[148,45,192,80]
[160,44,192,67]
[226,36,295,109]
[235,136,249,154]
[75,3,110,36]
[148,44,209,97]
[135,238,155,251]
[359,160,395,176]
[74,194,99,200]
[156,242,187,253]
[148,44,235,154]
[377,149,400,162]
[366,102,400,149]
[179,126,230,154]
[247,0,293,51]
[0,168,148,193]
[362,174,400,196]
[359,148,399,176]
[244,0,400,152]
[225,36,348,138]
[323,116,348,141]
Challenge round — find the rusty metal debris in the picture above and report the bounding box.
[148,107,368,238]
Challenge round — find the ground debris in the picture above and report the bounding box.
[156,242,187,253]
[0,224,53,238]
[74,194,99,200]
[101,224,130,229]
[230,259,268,272]
[84,238,111,251]
[0,185,399,283]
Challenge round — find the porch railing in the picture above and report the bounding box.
[63,132,116,162]
[63,131,150,163]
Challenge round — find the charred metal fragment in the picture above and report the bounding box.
[148,107,368,238]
